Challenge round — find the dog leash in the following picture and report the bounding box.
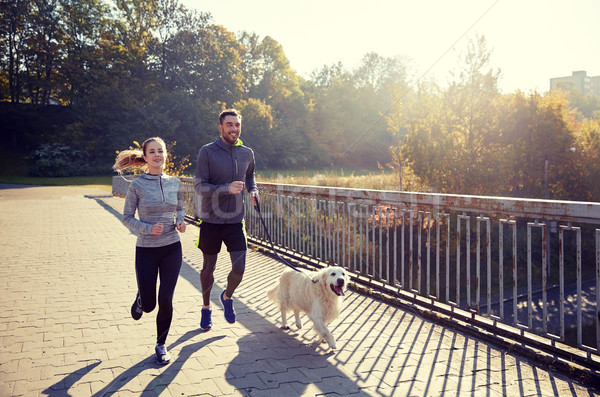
[254,200,317,283]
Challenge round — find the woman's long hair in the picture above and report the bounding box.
[112,137,166,173]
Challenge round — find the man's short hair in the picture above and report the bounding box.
[219,109,242,124]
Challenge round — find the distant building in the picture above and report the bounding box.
[550,71,600,96]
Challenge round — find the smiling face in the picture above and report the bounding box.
[142,139,167,174]
[324,266,348,296]
[219,115,242,145]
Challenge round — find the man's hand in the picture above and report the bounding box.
[251,192,259,206]
[229,181,245,194]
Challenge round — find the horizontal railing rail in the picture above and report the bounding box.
[113,176,600,366]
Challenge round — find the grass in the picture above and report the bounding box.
[0,169,415,193]
[0,150,415,192]
[0,150,113,191]
[0,175,113,192]
[256,168,417,191]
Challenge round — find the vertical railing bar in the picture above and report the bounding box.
[392,208,398,289]
[312,199,317,260]
[332,201,337,264]
[267,193,272,246]
[417,211,422,294]
[312,198,316,259]
[513,220,518,327]
[576,227,582,348]
[409,210,414,291]
[351,203,356,273]
[467,216,471,311]
[323,200,328,262]
[298,196,303,254]
[365,204,373,275]
[476,217,481,314]
[371,206,377,279]
[475,216,483,314]
[378,206,383,281]
[486,217,491,316]
[328,200,332,262]
[596,229,600,352]
[292,196,297,253]
[559,226,565,340]
[401,210,406,289]
[273,194,278,248]
[456,215,462,306]
[299,196,303,254]
[281,195,285,249]
[499,220,504,320]
[386,207,391,283]
[364,204,372,276]
[317,199,323,261]
[371,205,376,278]
[359,204,364,275]
[332,201,336,264]
[322,199,327,262]
[542,222,548,334]
[331,201,341,265]
[304,197,309,256]
[446,213,450,303]
[271,193,276,246]
[341,202,346,268]
[326,200,331,262]
[527,222,533,330]
[283,194,287,249]
[426,212,431,297]
[289,196,293,252]
[361,204,366,276]
[296,197,301,254]
[435,212,441,299]
[358,204,363,275]
[338,201,343,266]
[284,195,289,249]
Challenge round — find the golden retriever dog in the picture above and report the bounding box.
[267,266,348,349]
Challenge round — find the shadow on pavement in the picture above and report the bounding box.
[42,361,102,396]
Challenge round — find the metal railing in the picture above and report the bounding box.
[113,176,600,364]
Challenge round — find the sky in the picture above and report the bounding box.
[180,0,600,94]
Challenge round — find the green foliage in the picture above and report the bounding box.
[1,1,599,201]
[29,143,96,177]
[392,35,600,201]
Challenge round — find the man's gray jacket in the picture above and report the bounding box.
[194,138,258,224]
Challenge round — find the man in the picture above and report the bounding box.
[194,108,259,330]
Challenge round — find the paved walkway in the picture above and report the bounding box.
[0,184,598,397]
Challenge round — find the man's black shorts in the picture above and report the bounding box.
[197,221,247,254]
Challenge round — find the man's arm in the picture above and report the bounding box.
[194,147,228,197]
[245,150,258,205]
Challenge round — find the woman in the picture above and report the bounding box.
[113,137,186,365]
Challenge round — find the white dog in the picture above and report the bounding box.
[267,266,349,349]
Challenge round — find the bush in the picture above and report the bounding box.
[29,143,96,177]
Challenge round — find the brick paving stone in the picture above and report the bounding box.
[0,185,599,397]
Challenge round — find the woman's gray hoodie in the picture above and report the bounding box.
[122,173,185,247]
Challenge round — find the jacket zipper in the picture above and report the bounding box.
[158,175,165,202]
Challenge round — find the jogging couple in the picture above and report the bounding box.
[113,109,258,365]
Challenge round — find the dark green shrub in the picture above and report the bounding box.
[29,143,95,177]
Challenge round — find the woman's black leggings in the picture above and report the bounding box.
[135,241,182,345]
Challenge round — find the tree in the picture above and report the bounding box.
[442,35,502,194]
[561,118,600,201]
[0,0,31,103]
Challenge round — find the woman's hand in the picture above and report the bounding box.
[151,222,164,235]
[176,221,186,233]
